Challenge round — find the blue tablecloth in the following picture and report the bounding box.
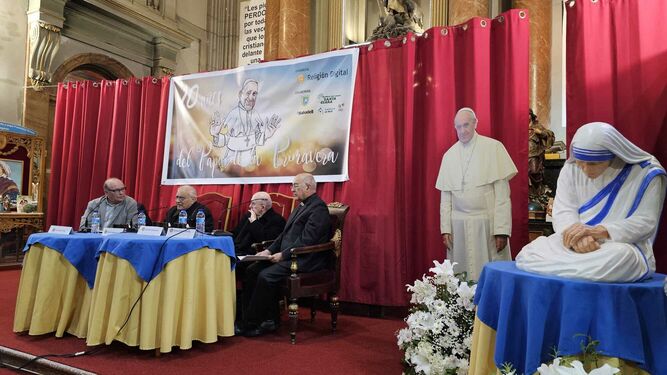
[96,233,236,282]
[23,232,104,288]
[474,261,667,374]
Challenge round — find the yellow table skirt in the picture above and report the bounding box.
[13,245,92,338]
[85,248,236,353]
[468,316,650,375]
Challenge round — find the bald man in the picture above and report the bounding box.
[164,185,214,232]
[80,178,138,229]
[435,108,518,281]
[232,191,286,256]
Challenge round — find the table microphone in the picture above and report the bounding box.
[79,196,107,233]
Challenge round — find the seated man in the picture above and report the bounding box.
[232,191,286,256]
[164,185,214,232]
[80,177,138,229]
[238,173,332,336]
[517,122,666,282]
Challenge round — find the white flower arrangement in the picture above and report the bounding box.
[500,336,621,375]
[397,260,476,375]
[536,358,619,375]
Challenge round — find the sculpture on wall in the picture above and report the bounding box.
[528,109,555,209]
[368,0,424,41]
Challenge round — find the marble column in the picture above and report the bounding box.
[513,0,551,127]
[430,0,448,27]
[327,0,343,50]
[207,0,239,70]
[264,0,310,61]
[449,0,488,26]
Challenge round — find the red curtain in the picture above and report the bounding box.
[48,10,529,306]
[566,0,667,273]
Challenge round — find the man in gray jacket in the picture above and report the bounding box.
[80,177,138,230]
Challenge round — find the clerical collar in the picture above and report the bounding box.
[460,132,478,148]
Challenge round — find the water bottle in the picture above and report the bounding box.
[90,210,101,233]
[196,209,206,235]
[137,210,146,227]
[178,209,188,227]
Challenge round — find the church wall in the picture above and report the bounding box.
[177,0,208,29]
[0,0,28,125]
[175,39,201,75]
[54,35,152,78]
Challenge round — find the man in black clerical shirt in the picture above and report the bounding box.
[164,185,214,232]
[232,191,285,256]
[237,173,332,337]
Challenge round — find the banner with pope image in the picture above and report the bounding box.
[161,49,359,185]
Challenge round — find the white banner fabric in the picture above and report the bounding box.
[161,49,359,185]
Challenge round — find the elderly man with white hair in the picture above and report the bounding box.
[435,107,518,281]
[231,191,286,256]
[517,122,666,282]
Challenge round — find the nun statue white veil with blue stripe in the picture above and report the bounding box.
[517,122,666,282]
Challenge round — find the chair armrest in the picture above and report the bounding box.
[287,241,335,276]
[290,241,335,255]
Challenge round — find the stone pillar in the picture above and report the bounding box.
[513,0,551,127]
[264,0,310,61]
[430,0,448,27]
[327,0,343,50]
[448,0,488,26]
[207,0,239,70]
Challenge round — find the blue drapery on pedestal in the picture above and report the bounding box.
[474,261,667,374]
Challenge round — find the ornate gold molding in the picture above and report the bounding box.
[0,214,44,233]
[0,132,46,212]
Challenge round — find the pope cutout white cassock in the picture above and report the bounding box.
[436,108,518,281]
[516,122,667,282]
[210,79,281,167]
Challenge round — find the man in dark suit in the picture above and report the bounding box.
[164,185,214,232]
[238,173,332,337]
[232,191,286,256]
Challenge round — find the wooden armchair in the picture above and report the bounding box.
[269,192,297,220]
[283,202,350,344]
[198,192,232,231]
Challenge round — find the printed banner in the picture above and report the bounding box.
[162,49,359,185]
[238,0,266,66]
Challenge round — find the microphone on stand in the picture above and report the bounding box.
[79,196,107,233]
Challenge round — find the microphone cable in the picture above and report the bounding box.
[14,227,193,370]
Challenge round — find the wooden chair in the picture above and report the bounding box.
[198,192,233,231]
[268,192,297,220]
[255,202,350,344]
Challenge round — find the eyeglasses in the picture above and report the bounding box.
[106,187,126,193]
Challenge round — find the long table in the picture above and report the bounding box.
[14,232,237,353]
[469,261,667,374]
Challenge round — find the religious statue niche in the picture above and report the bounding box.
[0,131,45,214]
[368,0,424,41]
[528,109,555,215]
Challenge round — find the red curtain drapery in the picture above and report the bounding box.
[566,0,667,273]
[48,10,529,306]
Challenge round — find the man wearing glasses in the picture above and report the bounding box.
[238,173,332,337]
[164,185,214,232]
[80,177,138,229]
[232,191,286,257]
